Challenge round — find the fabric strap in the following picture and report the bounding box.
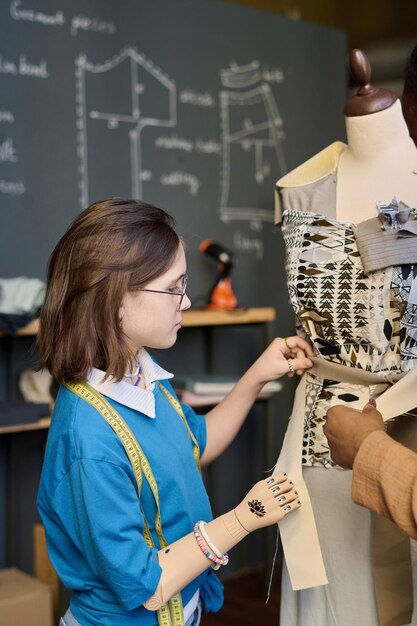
[275,359,417,590]
[354,215,417,274]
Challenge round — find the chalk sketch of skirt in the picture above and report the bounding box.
[219,83,287,224]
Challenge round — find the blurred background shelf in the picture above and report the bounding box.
[9,307,276,337]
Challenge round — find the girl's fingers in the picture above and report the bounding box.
[289,357,312,373]
[266,472,288,485]
[266,473,296,495]
[282,498,302,514]
[271,485,299,501]
[295,348,313,362]
[288,335,314,356]
[265,474,302,517]
[281,339,313,362]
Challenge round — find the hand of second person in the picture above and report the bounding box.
[234,472,301,532]
[324,401,385,468]
[249,335,314,384]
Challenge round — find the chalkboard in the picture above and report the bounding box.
[0,0,346,309]
[0,1,348,575]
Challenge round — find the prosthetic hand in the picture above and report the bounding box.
[144,472,300,611]
[233,472,300,531]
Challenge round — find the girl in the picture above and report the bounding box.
[37,197,313,626]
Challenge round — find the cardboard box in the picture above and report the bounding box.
[0,567,53,626]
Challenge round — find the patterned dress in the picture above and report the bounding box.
[280,173,417,468]
[277,172,417,626]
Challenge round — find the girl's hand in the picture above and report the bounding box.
[234,472,301,532]
[248,336,314,385]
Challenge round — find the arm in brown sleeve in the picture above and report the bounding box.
[352,430,417,539]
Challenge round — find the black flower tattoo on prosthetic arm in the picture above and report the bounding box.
[248,499,266,518]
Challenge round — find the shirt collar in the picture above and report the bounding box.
[87,348,173,418]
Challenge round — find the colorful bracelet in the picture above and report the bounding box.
[193,526,226,570]
[193,521,229,570]
[193,523,223,569]
[198,521,224,559]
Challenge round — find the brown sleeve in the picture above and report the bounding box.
[352,430,417,539]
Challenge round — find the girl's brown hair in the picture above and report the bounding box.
[37,197,180,383]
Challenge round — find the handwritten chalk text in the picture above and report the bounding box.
[0,55,48,78]
[10,0,65,26]
[0,138,18,162]
[71,14,116,37]
[160,171,200,196]
[0,110,15,124]
[0,179,25,194]
[179,90,215,107]
[233,232,264,260]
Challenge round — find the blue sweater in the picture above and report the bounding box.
[37,379,223,625]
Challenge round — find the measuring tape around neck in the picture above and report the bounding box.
[157,381,201,475]
[64,380,201,626]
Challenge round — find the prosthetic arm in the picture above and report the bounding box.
[144,472,300,611]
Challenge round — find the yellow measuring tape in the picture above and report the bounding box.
[157,382,201,476]
[64,379,202,626]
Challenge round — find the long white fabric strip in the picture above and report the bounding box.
[275,375,328,590]
[374,368,417,421]
[275,362,417,591]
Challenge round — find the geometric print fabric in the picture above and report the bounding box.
[282,206,417,467]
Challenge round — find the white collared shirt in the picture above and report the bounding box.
[87,347,174,418]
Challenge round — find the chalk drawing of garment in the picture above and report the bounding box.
[219,61,287,224]
[75,47,176,207]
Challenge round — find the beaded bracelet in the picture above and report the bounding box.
[193,521,229,570]
[193,522,228,570]
[198,521,224,559]
[193,523,223,569]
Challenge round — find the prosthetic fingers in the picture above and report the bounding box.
[144,472,300,611]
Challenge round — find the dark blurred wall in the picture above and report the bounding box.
[227,0,417,50]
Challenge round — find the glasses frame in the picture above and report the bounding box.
[132,274,188,310]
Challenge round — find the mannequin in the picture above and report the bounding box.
[274,49,417,626]
[276,50,417,225]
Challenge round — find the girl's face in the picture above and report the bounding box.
[119,243,191,353]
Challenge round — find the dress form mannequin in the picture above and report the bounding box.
[274,49,417,626]
[337,50,417,222]
[276,49,417,225]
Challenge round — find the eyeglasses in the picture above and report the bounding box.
[133,274,188,310]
